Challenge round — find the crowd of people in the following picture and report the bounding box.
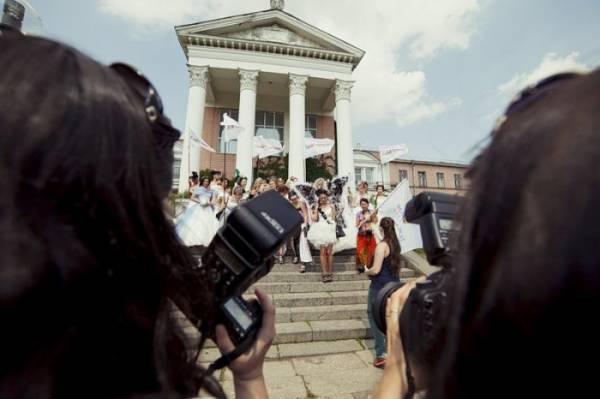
[176,170,393,283]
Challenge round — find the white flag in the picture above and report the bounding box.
[377,179,423,253]
[304,137,335,159]
[379,144,408,164]
[253,135,283,159]
[189,129,216,152]
[220,113,243,142]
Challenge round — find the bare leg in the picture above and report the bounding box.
[328,245,334,276]
[320,246,327,280]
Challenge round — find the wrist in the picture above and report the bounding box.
[233,369,264,383]
[233,372,267,398]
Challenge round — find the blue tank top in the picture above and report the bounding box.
[369,254,399,290]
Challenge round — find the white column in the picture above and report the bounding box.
[177,65,209,192]
[236,69,259,186]
[334,80,355,184]
[288,74,308,181]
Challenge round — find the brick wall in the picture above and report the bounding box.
[196,106,237,177]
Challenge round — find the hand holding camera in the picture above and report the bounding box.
[215,288,275,383]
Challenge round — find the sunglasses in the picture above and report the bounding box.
[110,63,180,140]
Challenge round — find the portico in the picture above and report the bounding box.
[175,2,364,191]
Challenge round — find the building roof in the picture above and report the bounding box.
[175,8,365,70]
[354,149,469,168]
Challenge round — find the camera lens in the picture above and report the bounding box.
[371,281,404,334]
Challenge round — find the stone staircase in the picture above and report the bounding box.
[199,254,420,362]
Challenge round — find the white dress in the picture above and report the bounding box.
[307,205,337,247]
[176,187,219,247]
[219,198,240,227]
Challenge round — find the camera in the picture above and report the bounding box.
[198,190,302,344]
[372,192,460,367]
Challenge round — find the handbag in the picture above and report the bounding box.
[336,223,346,238]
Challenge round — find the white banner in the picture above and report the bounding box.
[377,179,423,254]
[253,135,283,159]
[189,129,216,152]
[379,144,408,164]
[220,113,243,142]
[304,137,335,159]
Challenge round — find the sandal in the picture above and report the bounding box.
[299,264,306,273]
[373,358,386,369]
[321,274,328,283]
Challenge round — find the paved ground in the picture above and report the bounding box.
[200,349,383,399]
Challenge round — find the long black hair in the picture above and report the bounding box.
[378,217,401,277]
[427,69,600,398]
[0,35,221,398]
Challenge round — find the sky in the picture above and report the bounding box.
[24,0,600,164]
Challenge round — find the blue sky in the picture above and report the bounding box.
[27,0,600,164]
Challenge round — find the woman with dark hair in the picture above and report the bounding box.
[188,171,199,191]
[0,35,273,399]
[235,176,248,199]
[370,184,386,209]
[374,70,600,398]
[308,189,338,282]
[365,217,401,369]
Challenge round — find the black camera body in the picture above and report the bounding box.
[373,192,460,366]
[200,190,302,344]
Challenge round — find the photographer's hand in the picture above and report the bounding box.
[215,288,275,399]
[372,279,422,399]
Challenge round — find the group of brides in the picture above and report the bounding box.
[176,173,387,283]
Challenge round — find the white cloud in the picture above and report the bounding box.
[498,52,589,95]
[99,0,481,128]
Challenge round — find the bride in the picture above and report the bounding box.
[176,176,219,248]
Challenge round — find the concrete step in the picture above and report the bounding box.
[251,279,371,294]
[274,319,372,344]
[202,318,373,348]
[280,254,355,264]
[200,338,375,362]
[266,290,369,307]
[276,303,367,323]
[273,261,358,272]
[251,276,417,294]
[262,271,368,283]
[264,268,417,282]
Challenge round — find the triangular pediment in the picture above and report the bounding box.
[176,9,365,64]
[221,24,326,50]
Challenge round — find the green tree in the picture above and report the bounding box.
[306,156,333,182]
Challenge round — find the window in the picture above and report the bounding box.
[255,111,284,151]
[365,167,374,184]
[437,172,445,188]
[173,159,181,187]
[218,109,239,154]
[418,171,427,187]
[355,167,376,185]
[399,169,408,182]
[305,114,318,138]
[454,173,463,189]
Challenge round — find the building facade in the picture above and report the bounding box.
[354,150,469,196]
[175,1,364,191]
